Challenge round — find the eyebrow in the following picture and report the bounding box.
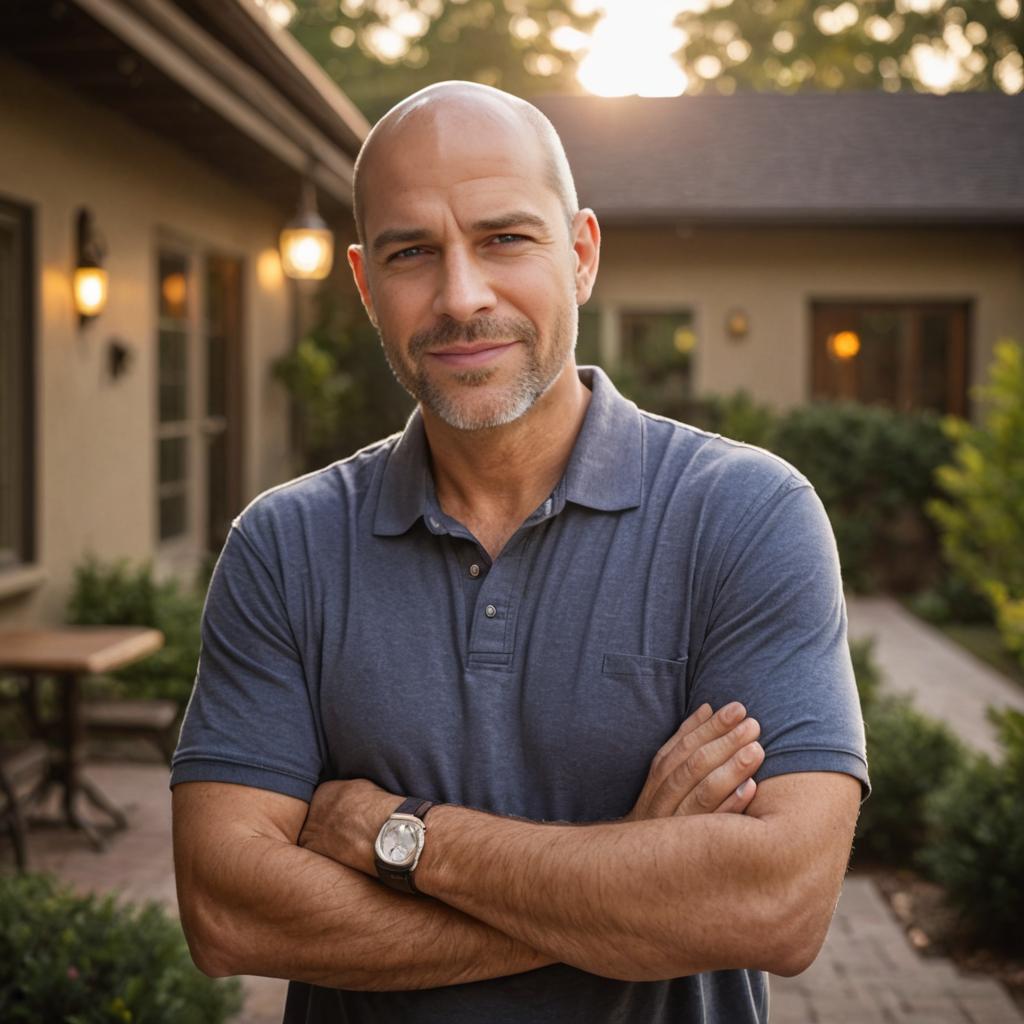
[370,211,551,257]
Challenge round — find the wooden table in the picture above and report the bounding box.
[0,626,164,848]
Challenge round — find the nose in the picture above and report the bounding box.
[432,244,497,322]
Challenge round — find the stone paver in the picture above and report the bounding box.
[846,595,1024,758]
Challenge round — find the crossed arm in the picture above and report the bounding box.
[173,703,861,990]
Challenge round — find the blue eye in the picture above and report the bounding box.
[387,246,428,262]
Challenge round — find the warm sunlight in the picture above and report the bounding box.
[576,0,691,97]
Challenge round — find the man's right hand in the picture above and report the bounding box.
[626,702,764,821]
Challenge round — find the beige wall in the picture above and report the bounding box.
[590,224,1024,414]
[0,58,298,626]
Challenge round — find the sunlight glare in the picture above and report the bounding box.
[577,0,689,97]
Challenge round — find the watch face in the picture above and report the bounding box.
[378,819,422,868]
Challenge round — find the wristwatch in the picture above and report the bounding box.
[374,797,435,894]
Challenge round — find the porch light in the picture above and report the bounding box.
[73,208,108,321]
[828,330,861,361]
[279,178,334,280]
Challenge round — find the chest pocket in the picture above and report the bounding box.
[602,652,689,684]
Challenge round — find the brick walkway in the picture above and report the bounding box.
[7,595,1023,1022]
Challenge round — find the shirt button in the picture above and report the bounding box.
[484,604,497,618]
[469,564,481,578]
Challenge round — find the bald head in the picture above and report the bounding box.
[351,82,579,245]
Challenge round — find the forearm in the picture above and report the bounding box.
[411,805,806,981]
[172,789,552,990]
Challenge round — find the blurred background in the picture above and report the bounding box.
[0,1,1022,1021]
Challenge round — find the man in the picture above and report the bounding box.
[171,82,867,1023]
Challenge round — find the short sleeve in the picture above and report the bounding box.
[688,478,870,797]
[170,522,323,801]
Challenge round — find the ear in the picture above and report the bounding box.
[347,244,378,327]
[570,209,601,306]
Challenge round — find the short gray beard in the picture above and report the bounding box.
[381,309,575,432]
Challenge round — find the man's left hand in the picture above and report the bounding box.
[298,778,396,873]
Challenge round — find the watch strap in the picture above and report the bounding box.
[375,798,434,894]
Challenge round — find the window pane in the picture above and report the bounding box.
[620,311,695,389]
[159,437,187,486]
[159,493,187,541]
[855,310,901,407]
[919,311,952,414]
[577,307,601,367]
[159,254,188,322]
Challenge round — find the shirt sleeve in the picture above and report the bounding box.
[169,521,323,801]
[687,475,870,797]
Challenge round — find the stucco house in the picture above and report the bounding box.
[0,0,367,625]
[538,92,1024,420]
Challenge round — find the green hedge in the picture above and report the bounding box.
[920,708,1024,951]
[0,873,240,1023]
[66,557,204,707]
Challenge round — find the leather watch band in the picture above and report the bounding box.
[375,797,434,894]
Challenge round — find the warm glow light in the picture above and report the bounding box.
[674,327,697,354]
[73,266,108,318]
[161,272,187,317]
[828,330,861,361]
[258,248,284,291]
[577,0,688,97]
[280,227,334,280]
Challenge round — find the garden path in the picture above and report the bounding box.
[845,594,1024,758]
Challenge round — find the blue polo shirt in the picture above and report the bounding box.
[172,366,868,1023]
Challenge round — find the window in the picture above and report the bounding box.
[0,199,34,572]
[811,302,969,415]
[156,247,243,554]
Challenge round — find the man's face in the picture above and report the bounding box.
[349,106,591,432]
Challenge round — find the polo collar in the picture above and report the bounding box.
[372,366,643,537]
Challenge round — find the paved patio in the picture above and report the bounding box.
[6,594,1024,1022]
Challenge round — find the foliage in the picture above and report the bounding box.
[272,287,412,472]
[285,0,1024,118]
[849,637,965,865]
[928,341,1024,672]
[920,708,1024,951]
[0,873,241,1023]
[770,401,951,592]
[696,389,779,450]
[66,557,204,707]
[907,571,994,626]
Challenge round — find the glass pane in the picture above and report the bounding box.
[206,432,229,552]
[852,310,901,408]
[159,329,187,423]
[577,307,601,367]
[159,253,188,322]
[206,334,226,417]
[159,493,187,541]
[159,437,187,486]
[620,311,695,387]
[918,312,952,414]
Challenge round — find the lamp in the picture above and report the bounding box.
[279,177,334,280]
[73,208,108,322]
[725,308,750,340]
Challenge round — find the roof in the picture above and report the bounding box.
[2,0,370,220]
[535,93,1024,227]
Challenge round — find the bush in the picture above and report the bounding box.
[0,873,241,1023]
[920,708,1024,951]
[66,557,204,707]
[928,340,1024,671]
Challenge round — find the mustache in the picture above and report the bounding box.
[408,316,537,357]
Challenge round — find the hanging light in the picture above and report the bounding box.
[279,177,334,280]
[73,208,108,321]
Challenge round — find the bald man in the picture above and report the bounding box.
[171,83,867,1023]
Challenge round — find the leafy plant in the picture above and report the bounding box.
[920,708,1024,951]
[0,873,241,1023]
[66,556,204,707]
[928,340,1024,671]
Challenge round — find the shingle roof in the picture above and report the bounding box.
[535,93,1024,226]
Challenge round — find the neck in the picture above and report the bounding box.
[422,362,591,559]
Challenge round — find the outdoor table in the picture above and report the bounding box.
[0,626,164,849]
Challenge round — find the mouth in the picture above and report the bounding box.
[427,341,520,369]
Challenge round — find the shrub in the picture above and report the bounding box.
[769,402,951,592]
[66,556,204,707]
[0,873,241,1023]
[928,340,1024,671]
[920,708,1024,951]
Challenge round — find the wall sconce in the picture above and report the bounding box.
[279,177,334,280]
[725,308,750,340]
[73,207,108,322]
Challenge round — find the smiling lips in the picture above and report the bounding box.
[428,341,520,369]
